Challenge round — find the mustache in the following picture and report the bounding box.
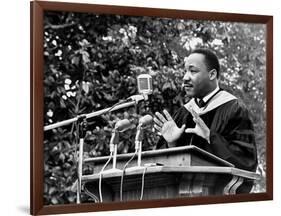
[183,79,192,84]
[182,81,192,86]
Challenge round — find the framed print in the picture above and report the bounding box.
[30,0,273,215]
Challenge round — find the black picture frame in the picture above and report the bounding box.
[31,1,273,215]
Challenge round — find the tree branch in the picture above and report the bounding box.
[45,22,76,30]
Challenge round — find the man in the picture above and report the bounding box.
[154,48,257,193]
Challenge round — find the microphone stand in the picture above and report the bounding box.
[44,100,141,131]
[126,124,145,172]
[101,128,123,174]
[136,124,144,168]
[76,115,87,204]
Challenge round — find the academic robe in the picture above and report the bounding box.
[156,90,258,193]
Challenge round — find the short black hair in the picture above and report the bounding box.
[190,48,220,78]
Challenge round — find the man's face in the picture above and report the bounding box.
[182,53,212,98]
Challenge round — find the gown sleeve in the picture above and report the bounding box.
[210,100,258,172]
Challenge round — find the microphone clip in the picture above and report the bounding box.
[129,94,149,103]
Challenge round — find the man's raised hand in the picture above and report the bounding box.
[153,109,186,145]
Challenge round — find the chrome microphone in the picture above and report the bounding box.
[108,119,133,172]
[134,115,153,168]
[114,119,132,132]
[110,119,132,150]
[138,114,153,128]
[129,74,153,103]
[137,74,153,95]
[135,115,153,147]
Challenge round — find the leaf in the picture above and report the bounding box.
[51,197,59,205]
[81,51,90,63]
[71,56,80,66]
[59,99,66,108]
[59,153,65,162]
[48,187,57,195]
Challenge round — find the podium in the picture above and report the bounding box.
[81,145,259,202]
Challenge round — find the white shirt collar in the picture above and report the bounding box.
[202,86,220,103]
[185,90,237,115]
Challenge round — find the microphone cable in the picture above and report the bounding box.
[98,152,113,202]
[84,184,100,203]
[120,149,138,201]
[140,166,148,200]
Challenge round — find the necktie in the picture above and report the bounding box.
[196,98,205,108]
[195,89,222,108]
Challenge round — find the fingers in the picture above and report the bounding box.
[153,112,165,134]
[163,109,173,121]
[193,117,206,129]
[192,117,199,124]
[154,110,173,123]
[185,128,197,134]
[153,116,163,127]
[153,110,175,136]
[155,111,167,124]
[187,105,201,124]
[180,124,186,132]
[154,124,162,133]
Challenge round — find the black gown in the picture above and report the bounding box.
[156,96,258,193]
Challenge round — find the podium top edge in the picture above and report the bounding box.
[82,165,259,182]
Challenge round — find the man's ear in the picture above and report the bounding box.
[209,69,217,80]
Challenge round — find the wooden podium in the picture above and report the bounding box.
[81,145,259,202]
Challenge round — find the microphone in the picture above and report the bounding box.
[110,119,132,147]
[128,74,153,103]
[119,115,152,200]
[137,74,153,95]
[135,114,153,146]
[106,119,133,174]
[99,119,133,200]
[114,119,132,132]
[134,115,153,168]
[138,114,153,128]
